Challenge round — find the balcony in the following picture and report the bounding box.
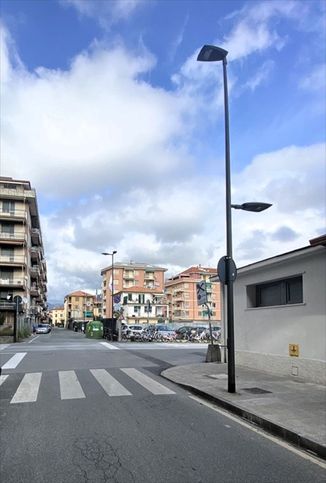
[0,186,36,201]
[0,254,27,266]
[30,246,43,261]
[144,273,155,280]
[0,232,27,244]
[123,272,135,280]
[0,208,27,222]
[30,266,40,279]
[0,278,26,288]
[31,228,42,246]
[30,285,40,297]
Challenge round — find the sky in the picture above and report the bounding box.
[0,0,325,304]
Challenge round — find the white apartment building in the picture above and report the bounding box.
[0,177,47,335]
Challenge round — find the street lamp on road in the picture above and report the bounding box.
[102,251,117,337]
[197,44,272,393]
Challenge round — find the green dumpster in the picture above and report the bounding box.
[86,321,103,339]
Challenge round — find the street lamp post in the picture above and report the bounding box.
[197,45,272,393]
[102,250,118,340]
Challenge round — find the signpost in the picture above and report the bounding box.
[13,295,22,343]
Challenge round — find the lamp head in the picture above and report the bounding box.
[231,202,272,212]
[197,44,228,62]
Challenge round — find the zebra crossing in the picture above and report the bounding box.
[0,368,176,404]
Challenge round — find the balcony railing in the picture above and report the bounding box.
[0,255,27,265]
[0,232,26,242]
[0,208,28,220]
[0,186,36,199]
[0,278,26,287]
[30,285,40,296]
[30,266,40,278]
[144,274,155,280]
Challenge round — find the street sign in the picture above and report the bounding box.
[217,256,237,284]
[196,281,208,305]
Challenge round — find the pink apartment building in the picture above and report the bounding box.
[165,266,221,323]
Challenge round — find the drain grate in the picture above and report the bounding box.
[242,387,272,394]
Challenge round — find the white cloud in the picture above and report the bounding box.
[300,64,326,92]
[243,60,275,91]
[62,0,145,28]
[1,32,192,197]
[42,142,325,300]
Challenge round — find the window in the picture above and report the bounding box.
[1,223,14,235]
[134,306,141,314]
[2,201,15,213]
[249,276,303,308]
[1,247,14,259]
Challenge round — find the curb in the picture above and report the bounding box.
[161,374,326,461]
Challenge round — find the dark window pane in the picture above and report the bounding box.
[257,282,282,307]
[286,277,303,304]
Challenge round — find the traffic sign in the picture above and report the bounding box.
[196,281,208,305]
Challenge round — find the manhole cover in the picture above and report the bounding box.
[242,387,272,394]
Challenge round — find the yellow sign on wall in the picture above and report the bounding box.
[289,344,299,357]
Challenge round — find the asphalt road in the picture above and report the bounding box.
[0,328,325,483]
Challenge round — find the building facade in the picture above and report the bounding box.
[165,266,221,324]
[63,290,95,328]
[101,262,168,324]
[49,307,65,327]
[233,235,326,385]
[0,177,47,336]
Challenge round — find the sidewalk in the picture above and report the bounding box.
[161,362,326,460]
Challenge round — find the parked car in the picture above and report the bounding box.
[35,323,51,334]
[125,325,145,339]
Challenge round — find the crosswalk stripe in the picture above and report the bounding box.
[59,371,86,400]
[2,352,27,369]
[0,374,9,386]
[90,369,132,397]
[121,368,175,395]
[100,342,120,350]
[10,373,42,403]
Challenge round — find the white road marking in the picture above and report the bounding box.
[28,335,40,343]
[121,368,175,395]
[2,352,27,369]
[0,374,9,386]
[59,371,86,400]
[11,373,42,404]
[189,395,326,469]
[0,344,10,351]
[91,369,131,397]
[100,342,120,350]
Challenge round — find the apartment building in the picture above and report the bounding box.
[101,262,168,324]
[63,290,95,327]
[165,266,221,323]
[49,307,65,327]
[0,177,47,333]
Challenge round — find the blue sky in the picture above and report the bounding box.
[0,0,325,302]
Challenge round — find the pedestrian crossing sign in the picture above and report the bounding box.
[196,281,207,305]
